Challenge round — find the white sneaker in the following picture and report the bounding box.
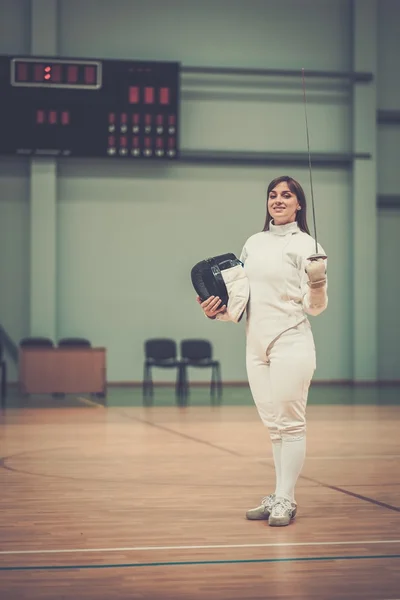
[268,497,297,527]
[245,494,276,520]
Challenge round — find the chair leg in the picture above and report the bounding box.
[143,364,153,405]
[216,363,222,402]
[142,364,147,397]
[0,376,1,408]
[148,366,154,398]
[175,364,181,402]
[210,365,216,400]
[182,364,190,406]
[177,364,188,407]
[1,362,6,406]
[213,363,222,402]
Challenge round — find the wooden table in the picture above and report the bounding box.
[19,347,106,395]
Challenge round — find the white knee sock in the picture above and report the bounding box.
[276,437,306,503]
[271,440,282,496]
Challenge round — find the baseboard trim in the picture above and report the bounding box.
[6,380,400,389]
[106,380,400,387]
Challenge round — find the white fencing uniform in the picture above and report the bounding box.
[241,220,328,502]
[241,220,327,437]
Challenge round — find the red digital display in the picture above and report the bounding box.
[144,87,154,104]
[67,65,78,84]
[34,64,43,82]
[159,87,169,105]
[84,66,96,85]
[61,111,70,125]
[48,110,57,125]
[129,86,139,104]
[36,109,45,124]
[11,59,101,89]
[17,62,28,81]
[51,64,61,82]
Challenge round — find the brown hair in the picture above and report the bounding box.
[262,175,311,235]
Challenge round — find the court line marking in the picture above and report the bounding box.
[2,410,399,509]
[1,539,400,555]
[1,554,400,571]
[259,455,400,460]
[120,411,400,513]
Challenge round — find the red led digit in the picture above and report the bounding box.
[168,137,175,148]
[108,112,116,124]
[159,87,170,105]
[129,86,139,104]
[51,64,61,82]
[156,115,163,125]
[49,110,57,125]
[36,110,45,124]
[132,136,139,148]
[168,115,176,125]
[84,66,96,85]
[120,136,127,148]
[67,65,78,83]
[108,135,116,146]
[144,137,151,148]
[120,113,128,124]
[61,111,70,125]
[144,87,154,104]
[132,114,140,125]
[34,64,44,82]
[156,137,163,148]
[17,62,28,81]
[145,114,152,125]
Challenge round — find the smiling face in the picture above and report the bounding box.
[267,181,301,225]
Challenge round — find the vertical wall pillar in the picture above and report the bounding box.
[352,0,378,381]
[29,0,58,339]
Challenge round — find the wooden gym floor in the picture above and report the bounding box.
[0,385,400,599]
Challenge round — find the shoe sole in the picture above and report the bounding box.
[268,509,297,527]
[268,516,295,527]
[245,511,270,521]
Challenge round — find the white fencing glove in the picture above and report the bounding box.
[305,257,327,289]
[304,255,328,314]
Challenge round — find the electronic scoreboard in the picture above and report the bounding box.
[0,55,180,160]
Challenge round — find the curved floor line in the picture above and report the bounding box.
[0,449,265,488]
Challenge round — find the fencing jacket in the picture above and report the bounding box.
[218,220,328,347]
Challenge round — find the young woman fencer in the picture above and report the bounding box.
[197,175,328,527]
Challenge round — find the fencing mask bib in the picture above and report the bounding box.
[191,253,249,323]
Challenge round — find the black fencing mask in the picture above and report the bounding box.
[191,253,249,323]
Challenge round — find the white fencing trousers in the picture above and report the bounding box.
[245,320,316,441]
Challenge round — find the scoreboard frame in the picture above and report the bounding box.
[0,54,180,161]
